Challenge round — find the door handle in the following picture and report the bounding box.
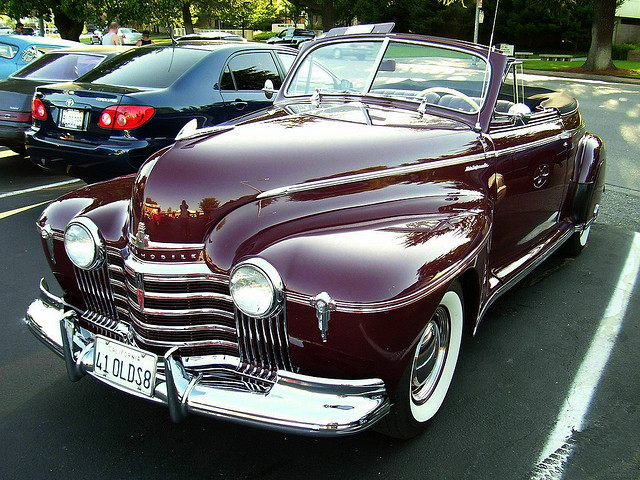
[230,100,247,110]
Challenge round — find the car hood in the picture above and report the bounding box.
[130,102,484,246]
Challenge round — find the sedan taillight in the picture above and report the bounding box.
[32,97,47,120]
[98,105,155,130]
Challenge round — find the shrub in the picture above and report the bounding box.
[252,31,274,42]
[612,43,640,61]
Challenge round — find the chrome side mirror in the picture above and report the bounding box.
[508,103,532,123]
[262,79,278,99]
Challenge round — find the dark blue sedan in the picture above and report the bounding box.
[25,42,297,182]
[0,45,127,154]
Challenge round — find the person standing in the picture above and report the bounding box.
[136,31,153,46]
[102,22,122,45]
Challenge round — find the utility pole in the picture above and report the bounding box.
[473,0,482,43]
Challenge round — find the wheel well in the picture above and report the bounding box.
[458,268,480,339]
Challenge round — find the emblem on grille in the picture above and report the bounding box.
[65,98,74,107]
[136,272,145,310]
[134,222,149,248]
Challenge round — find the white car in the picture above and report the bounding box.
[176,31,247,42]
[118,28,142,45]
[0,27,12,35]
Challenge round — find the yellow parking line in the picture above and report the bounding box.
[0,200,49,220]
[0,149,17,159]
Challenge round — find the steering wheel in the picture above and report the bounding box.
[418,87,480,111]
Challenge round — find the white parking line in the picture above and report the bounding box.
[0,179,82,199]
[531,231,640,479]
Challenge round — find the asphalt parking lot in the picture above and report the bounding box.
[1,72,639,479]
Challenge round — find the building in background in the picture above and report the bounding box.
[615,0,640,43]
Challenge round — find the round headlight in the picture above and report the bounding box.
[230,259,283,318]
[64,218,104,270]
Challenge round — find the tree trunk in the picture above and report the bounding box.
[183,2,194,35]
[52,8,83,42]
[581,0,617,71]
[321,1,335,31]
[294,1,336,30]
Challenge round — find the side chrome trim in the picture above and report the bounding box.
[257,130,573,201]
[257,152,488,200]
[477,225,574,332]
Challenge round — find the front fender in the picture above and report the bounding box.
[37,176,135,300]
[205,185,490,390]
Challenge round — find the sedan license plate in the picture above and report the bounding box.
[59,108,85,130]
[94,336,158,397]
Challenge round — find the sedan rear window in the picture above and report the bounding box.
[78,47,210,88]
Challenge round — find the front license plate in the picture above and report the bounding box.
[94,336,158,397]
[59,108,85,130]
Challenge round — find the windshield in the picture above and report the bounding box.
[286,39,489,114]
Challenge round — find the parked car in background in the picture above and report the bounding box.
[0,27,12,35]
[25,28,605,438]
[0,46,127,154]
[0,35,79,79]
[266,28,315,48]
[118,28,143,45]
[176,31,247,42]
[80,29,103,45]
[25,42,297,181]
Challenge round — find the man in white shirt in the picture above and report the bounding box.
[102,22,122,46]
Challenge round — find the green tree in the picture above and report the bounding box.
[0,0,87,40]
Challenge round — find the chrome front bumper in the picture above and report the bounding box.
[25,279,390,436]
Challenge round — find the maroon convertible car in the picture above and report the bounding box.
[25,27,605,438]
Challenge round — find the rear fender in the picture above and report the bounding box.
[571,133,606,224]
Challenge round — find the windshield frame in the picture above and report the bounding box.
[281,35,493,118]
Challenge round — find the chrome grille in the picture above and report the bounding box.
[72,245,294,389]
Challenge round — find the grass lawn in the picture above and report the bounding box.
[523,58,640,79]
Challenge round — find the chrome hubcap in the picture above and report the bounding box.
[533,163,551,189]
[411,306,450,405]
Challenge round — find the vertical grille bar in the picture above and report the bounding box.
[237,310,293,374]
[259,318,273,371]
[267,316,285,370]
[75,267,100,312]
